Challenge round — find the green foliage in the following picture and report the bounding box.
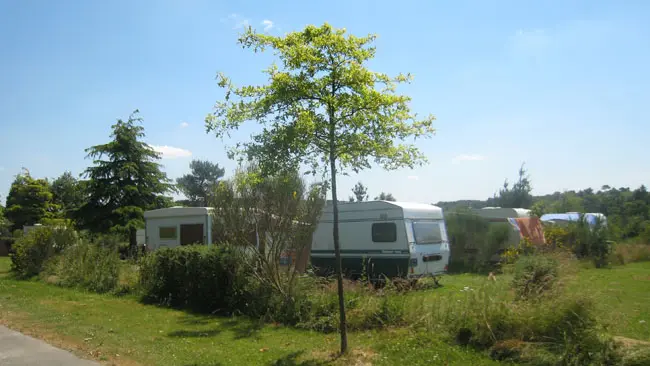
[46,241,120,293]
[50,171,87,220]
[438,179,650,245]
[176,159,225,207]
[206,22,436,353]
[211,164,325,301]
[349,181,368,202]
[206,23,435,175]
[445,212,512,272]
[0,205,11,239]
[512,255,559,300]
[421,275,619,365]
[139,245,251,313]
[10,226,78,278]
[567,217,612,267]
[487,163,533,209]
[374,192,396,201]
[78,110,174,248]
[5,171,58,231]
[486,223,512,255]
[538,185,650,242]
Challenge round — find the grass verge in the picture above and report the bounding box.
[0,257,497,366]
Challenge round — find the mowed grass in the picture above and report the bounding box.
[570,261,650,341]
[0,257,497,366]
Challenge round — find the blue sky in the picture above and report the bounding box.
[1,0,649,204]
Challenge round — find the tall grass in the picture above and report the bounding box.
[44,241,121,293]
[611,243,650,265]
[402,254,619,364]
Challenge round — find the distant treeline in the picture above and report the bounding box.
[436,185,650,242]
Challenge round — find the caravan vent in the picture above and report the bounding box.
[379,213,388,220]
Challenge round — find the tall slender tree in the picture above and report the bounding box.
[79,110,174,250]
[206,24,435,353]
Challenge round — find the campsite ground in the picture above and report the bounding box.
[1,257,649,365]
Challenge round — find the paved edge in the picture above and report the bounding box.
[0,325,99,366]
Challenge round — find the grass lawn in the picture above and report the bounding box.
[570,261,650,341]
[0,257,497,366]
[2,256,649,365]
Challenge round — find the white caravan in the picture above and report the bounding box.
[311,201,450,280]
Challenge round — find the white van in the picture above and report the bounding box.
[310,201,450,280]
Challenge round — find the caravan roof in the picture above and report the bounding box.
[144,207,213,219]
[472,207,531,219]
[323,201,444,220]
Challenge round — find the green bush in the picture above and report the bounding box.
[47,241,121,293]
[569,219,612,267]
[139,245,253,313]
[512,255,559,300]
[10,226,78,278]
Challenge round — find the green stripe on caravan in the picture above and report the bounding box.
[311,249,410,254]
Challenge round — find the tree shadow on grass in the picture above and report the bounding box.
[168,329,223,338]
[270,351,331,366]
[169,314,264,340]
[220,318,264,340]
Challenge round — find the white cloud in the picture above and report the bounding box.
[262,20,274,32]
[149,145,192,159]
[221,13,250,29]
[180,121,189,128]
[407,175,419,181]
[452,154,486,164]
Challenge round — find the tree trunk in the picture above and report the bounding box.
[329,154,348,354]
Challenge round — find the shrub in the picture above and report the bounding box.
[445,212,490,271]
[10,226,78,278]
[543,225,570,249]
[47,241,121,293]
[569,219,612,267]
[512,255,559,300]
[139,245,252,313]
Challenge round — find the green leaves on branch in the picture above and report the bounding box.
[206,23,436,176]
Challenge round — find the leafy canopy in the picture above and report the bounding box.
[176,159,225,207]
[51,171,87,219]
[5,171,57,231]
[206,23,435,176]
[78,110,174,237]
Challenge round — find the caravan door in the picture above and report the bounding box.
[407,220,450,277]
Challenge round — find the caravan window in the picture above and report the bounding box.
[413,221,443,244]
[159,227,177,240]
[372,223,397,242]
